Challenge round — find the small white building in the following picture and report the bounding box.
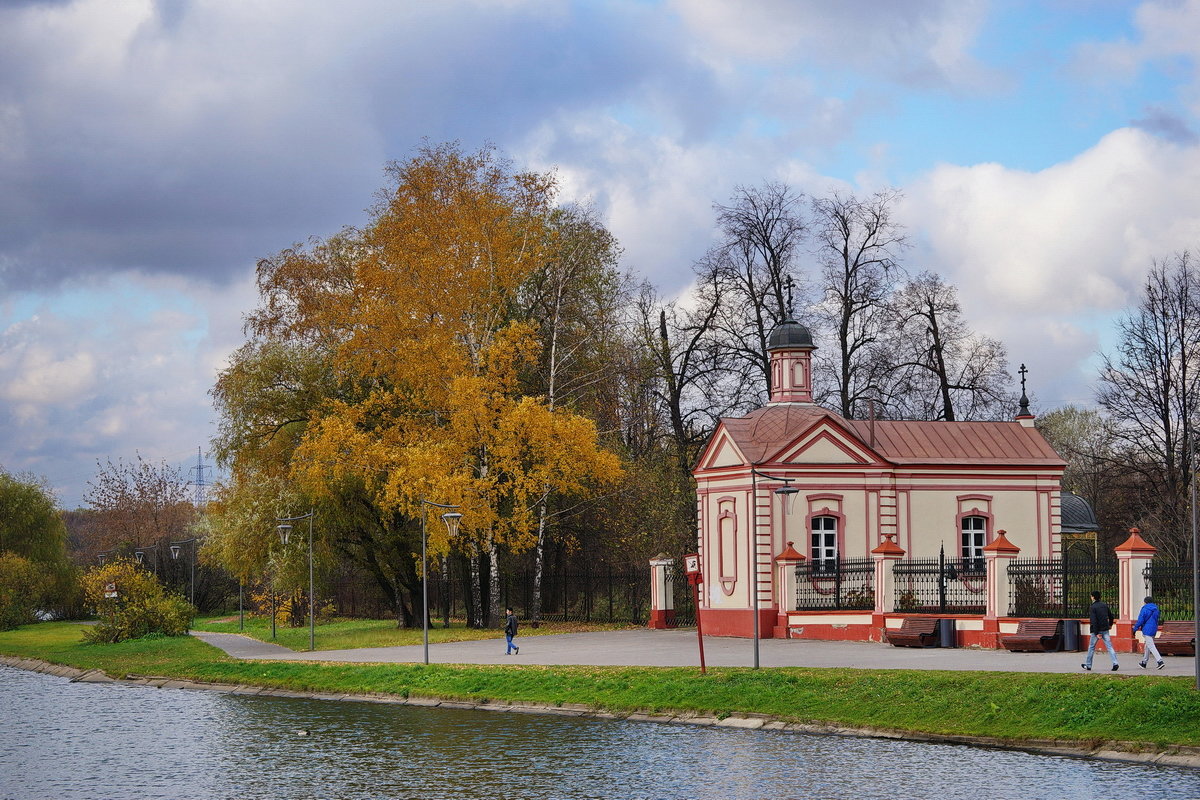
[692,319,1066,642]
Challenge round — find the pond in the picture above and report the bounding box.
[1,665,1196,799]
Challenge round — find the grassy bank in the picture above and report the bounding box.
[3,622,1199,750]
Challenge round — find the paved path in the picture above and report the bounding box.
[190,629,1197,675]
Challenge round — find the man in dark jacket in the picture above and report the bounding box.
[1082,590,1119,671]
[504,607,519,656]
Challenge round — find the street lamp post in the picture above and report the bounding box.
[1192,465,1199,692]
[169,538,197,606]
[277,510,316,652]
[748,467,799,669]
[418,498,463,665]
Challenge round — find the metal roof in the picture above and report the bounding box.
[710,404,1065,468]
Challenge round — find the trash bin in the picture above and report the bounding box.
[938,618,957,648]
[1062,619,1081,652]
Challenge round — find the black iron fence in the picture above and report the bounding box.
[1007,556,1118,618]
[1143,562,1195,621]
[328,558,649,627]
[894,555,986,614]
[664,564,696,626]
[794,558,875,611]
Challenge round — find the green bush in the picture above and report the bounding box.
[81,559,194,643]
[0,553,49,630]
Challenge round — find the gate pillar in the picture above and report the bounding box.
[981,530,1021,648]
[648,554,677,629]
[1115,528,1157,652]
[870,534,905,642]
[773,542,805,638]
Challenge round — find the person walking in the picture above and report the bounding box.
[1133,595,1166,670]
[1082,590,1119,671]
[504,607,519,656]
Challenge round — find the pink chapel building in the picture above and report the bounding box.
[691,318,1069,646]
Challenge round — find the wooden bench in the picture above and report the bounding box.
[1000,619,1062,652]
[1157,621,1196,656]
[886,617,940,648]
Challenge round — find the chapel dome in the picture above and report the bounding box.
[766,318,815,350]
[1060,491,1099,533]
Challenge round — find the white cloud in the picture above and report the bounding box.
[903,127,1200,408]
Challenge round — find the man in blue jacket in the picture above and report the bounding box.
[1082,590,1119,671]
[1134,595,1165,669]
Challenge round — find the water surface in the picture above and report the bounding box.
[1,665,1196,799]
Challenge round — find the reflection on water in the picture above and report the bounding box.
[1,665,1197,800]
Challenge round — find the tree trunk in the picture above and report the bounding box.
[488,535,502,628]
[469,552,483,628]
[531,499,548,627]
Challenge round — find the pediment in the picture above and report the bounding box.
[772,422,878,465]
[696,428,746,469]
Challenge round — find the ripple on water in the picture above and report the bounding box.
[1,665,1197,800]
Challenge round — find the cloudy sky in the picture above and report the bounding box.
[4,0,1200,508]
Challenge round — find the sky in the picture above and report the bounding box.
[4,0,1200,509]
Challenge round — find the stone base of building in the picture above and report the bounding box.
[694,609,1141,652]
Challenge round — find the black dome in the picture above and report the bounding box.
[767,319,815,350]
[1060,491,1099,533]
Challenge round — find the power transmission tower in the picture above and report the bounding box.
[189,446,212,508]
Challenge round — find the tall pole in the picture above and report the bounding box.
[189,539,196,607]
[421,496,429,665]
[1192,467,1199,691]
[750,469,759,669]
[307,513,314,653]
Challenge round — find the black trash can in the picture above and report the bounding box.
[938,618,957,648]
[1062,619,1081,652]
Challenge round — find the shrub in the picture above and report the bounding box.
[0,553,49,630]
[81,559,194,643]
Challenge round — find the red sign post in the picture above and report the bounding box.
[683,553,706,674]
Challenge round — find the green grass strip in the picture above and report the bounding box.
[3,622,1198,750]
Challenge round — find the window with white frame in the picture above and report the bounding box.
[811,516,838,572]
[961,515,986,571]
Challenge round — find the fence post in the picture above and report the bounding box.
[871,534,905,642]
[648,554,677,629]
[1115,527,1157,654]
[982,529,1021,649]
[773,542,805,638]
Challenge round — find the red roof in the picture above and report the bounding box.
[713,403,1065,468]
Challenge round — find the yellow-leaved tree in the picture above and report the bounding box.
[211,142,622,628]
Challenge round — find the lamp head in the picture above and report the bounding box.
[277,524,293,545]
[440,511,463,538]
[135,551,145,563]
[170,545,182,560]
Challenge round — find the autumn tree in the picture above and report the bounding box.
[0,469,78,626]
[83,454,195,575]
[212,143,622,628]
[515,204,630,623]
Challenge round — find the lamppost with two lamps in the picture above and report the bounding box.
[277,510,316,652]
[418,498,463,665]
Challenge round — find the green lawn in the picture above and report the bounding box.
[3,621,1199,751]
[193,615,631,651]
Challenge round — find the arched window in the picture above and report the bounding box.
[961,515,986,572]
[811,515,838,572]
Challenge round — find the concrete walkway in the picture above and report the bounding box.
[190,629,1197,675]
